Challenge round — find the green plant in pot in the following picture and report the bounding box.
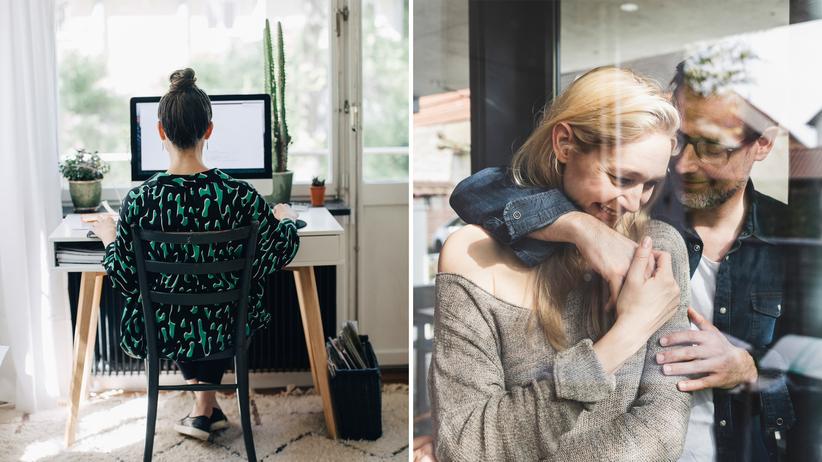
[58,148,110,212]
[264,19,293,204]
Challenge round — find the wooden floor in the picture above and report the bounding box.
[380,366,409,384]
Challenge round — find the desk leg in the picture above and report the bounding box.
[292,266,338,439]
[79,274,105,402]
[64,271,105,447]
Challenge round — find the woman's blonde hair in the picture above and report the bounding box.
[511,66,679,349]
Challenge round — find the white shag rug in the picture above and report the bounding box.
[0,384,409,461]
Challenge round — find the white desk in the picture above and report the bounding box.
[49,207,344,445]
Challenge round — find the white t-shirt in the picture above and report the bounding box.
[678,255,720,462]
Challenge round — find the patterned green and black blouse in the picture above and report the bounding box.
[103,168,299,361]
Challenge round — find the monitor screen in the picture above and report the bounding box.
[130,94,271,180]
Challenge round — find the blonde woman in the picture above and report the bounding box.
[430,67,692,461]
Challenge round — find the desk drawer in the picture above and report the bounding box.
[290,234,343,267]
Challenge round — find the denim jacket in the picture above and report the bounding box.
[450,167,796,462]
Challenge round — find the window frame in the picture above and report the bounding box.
[57,1,344,203]
[57,0,407,205]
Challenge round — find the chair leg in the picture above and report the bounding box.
[144,358,160,462]
[235,355,257,462]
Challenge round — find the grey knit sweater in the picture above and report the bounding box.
[429,220,692,462]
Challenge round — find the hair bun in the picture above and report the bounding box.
[169,68,197,92]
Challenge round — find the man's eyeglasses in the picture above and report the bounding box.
[674,130,760,165]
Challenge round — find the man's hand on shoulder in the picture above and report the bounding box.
[656,307,759,392]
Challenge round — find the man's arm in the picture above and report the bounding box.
[449,167,578,265]
[450,167,640,305]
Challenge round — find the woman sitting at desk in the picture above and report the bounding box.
[92,68,299,440]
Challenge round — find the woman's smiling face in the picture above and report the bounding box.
[556,124,673,226]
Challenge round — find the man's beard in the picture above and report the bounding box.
[675,178,747,210]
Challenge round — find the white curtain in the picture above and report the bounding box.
[0,0,73,412]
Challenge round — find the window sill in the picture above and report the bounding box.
[287,199,351,216]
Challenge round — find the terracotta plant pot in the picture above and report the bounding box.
[310,186,326,207]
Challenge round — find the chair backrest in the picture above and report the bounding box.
[131,222,259,363]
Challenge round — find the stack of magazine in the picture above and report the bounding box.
[56,246,106,265]
[326,321,372,377]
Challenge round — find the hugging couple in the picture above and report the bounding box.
[427,50,794,462]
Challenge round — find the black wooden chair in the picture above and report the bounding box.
[131,223,259,462]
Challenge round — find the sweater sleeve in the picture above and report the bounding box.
[103,187,143,297]
[247,190,299,279]
[546,221,693,461]
[429,275,616,462]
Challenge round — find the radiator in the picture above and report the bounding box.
[67,267,336,375]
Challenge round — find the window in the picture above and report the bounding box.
[411,0,470,285]
[560,0,790,202]
[361,0,409,182]
[56,0,333,197]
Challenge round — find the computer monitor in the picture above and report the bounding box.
[130,94,271,181]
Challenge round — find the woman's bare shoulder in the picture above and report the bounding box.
[438,225,527,296]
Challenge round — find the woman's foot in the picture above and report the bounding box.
[210,407,229,431]
[174,414,211,441]
[190,402,214,419]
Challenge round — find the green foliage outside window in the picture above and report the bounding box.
[363,2,409,149]
[189,42,264,95]
[362,0,409,182]
[57,0,408,184]
[58,52,128,154]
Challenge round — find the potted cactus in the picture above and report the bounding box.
[58,148,110,212]
[310,176,326,207]
[264,19,293,203]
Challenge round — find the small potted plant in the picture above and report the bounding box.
[310,176,326,207]
[58,148,110,212]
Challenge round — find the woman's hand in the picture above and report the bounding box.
[593,236,681,374]
[615,236,680,336]
[91,214,117,247]
[529,211,637,311]
[273,203,298,221]
[569,213,638,310]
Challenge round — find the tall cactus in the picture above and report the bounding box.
[276,21,290,171]
[264,19,290,172]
